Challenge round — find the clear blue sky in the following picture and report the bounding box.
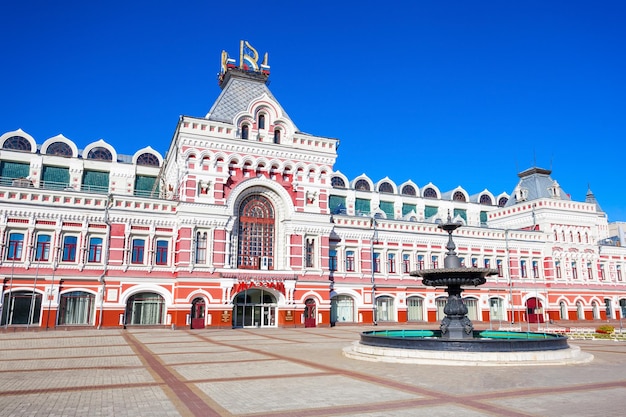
[1,1,624,221]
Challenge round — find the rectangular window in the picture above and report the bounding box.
[195,232,207,264]
[484,259,491,269]
[471,258,478,268]
[480,211,488,224]
[42,166,70,190]
[329,249,337,271]
[453,208,467,221]
[355,198,370,215]
[0,161,30,182]
[617,265,622,281]
[587,262,593,279]
[346,250,355,272]
[134,175,158,198]
[402,254,410,273]
[88,237,103,263]
[424,206,438,219]
[387,253,396,273]
[379,201,394,219]
[195,232,207,263]
[7,232,24,261]
[417,255,425,270]
[599,264,605,281]
[520,260,527,278]
[35,234,51,262]
[132,238,145,264]
[571,262,578,279]
[82,170,110,194]
[402,203,416,217]
[431,255,438,269]
[556,261,562,279]
[532,260,539,278]
[155,240,168,265]
[305,238,315,268]
[460,257,465,267]
[373,252,381,273]
[329,195,347,214]
[62,236,77,262]
[497,259,503,277]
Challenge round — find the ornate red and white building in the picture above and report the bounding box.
[1,42,625,329]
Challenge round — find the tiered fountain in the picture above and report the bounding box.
[344,216,593,365]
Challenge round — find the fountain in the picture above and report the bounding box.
[344,216,593,365]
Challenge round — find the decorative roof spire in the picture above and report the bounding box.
[585,184,604,213]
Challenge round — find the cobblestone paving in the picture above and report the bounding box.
[0,326,625,416]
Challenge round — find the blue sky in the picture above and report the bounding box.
[1,1,624,220]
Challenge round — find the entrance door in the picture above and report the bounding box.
[232,288,277,328]
[526,297,544,323]
[191,297,205,329]
[304,298,316,328]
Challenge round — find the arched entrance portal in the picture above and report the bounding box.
[526,297,544,323]
[232,288,277,328]
[190,297,206,329]
[304,298,316,327]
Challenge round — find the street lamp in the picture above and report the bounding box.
[371,217,378,325]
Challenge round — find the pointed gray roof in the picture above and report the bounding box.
[504,167,571,207]
[205,69,298,130]
[585,186,604,212]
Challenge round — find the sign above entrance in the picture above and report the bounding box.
[220,40,270,76]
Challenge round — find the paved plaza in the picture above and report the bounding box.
[0,326,625,416]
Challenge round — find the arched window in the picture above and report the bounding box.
[489,297,505,320]
[46,141,72,157]
[423,187,437,199]
[378,182,393,194]
[273,129,281,144]
[498,197,508,207]
[559,301,568,319]
[406,296,424,321]
[401,185,416,196]
[126,292,165,325]
[375,296,395,322]
[355,179,370,191]
[331,176,346,189]
[2,136,31,151]
[576,301,584,320]
[87,147,112,161]
[453,191,466,202]
[59,291,95,325]
[136,153,160,167]
[479,194,493,205]
[1,291,41,325]
[237,195,275,269]
[258,114,265,129]
[241,124,249,140]
[333,295,355,323]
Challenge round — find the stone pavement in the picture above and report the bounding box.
[1,326,625,417]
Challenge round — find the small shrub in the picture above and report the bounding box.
[596,325,615,334]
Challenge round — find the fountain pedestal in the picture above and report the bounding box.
[441,287,472,339]
[412,216,497,340]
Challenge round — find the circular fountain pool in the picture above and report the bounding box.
[360,329,569,352]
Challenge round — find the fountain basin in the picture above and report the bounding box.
[360,329,569,352]
[344,329,593,366]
